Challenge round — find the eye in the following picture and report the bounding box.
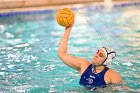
[99,53,104,57]
[97,50,99,54]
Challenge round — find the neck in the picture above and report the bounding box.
[92,65,105,73]
[95,65,105,70]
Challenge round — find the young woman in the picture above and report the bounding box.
[57,24,122,90]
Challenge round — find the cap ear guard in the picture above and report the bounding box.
[108,51,116,59]
[101,47,116,66]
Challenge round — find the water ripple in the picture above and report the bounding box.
[42,65,55,72]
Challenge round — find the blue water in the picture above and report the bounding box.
[0,4,140,93]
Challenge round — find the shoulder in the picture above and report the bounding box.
[106,68,122,84]
[107,68,118,74]
[80,58,90,69]
[79,58,90,75]
[107,68,121,76]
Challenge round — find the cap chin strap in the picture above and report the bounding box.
[101,47,116,65]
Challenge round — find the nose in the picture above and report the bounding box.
[95,55,98,58]
[95,54,98,58]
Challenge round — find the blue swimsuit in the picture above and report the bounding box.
[79,64,109,89]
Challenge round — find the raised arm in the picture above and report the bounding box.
[57,25,89,71]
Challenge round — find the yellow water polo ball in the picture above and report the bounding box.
[56,8,75,27]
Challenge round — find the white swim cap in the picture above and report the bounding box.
[101,47,116,65]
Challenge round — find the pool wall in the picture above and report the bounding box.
[0,0,104,9]
[0,0,140,17]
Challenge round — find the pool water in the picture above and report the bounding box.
[0,4,140,93]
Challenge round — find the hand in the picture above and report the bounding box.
[65,24,73,31]
[65,19,74,31]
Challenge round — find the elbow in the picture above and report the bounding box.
[57,50,65,59]
[57,52,62,59]
[57,52,66,61]
[57,48,66,59]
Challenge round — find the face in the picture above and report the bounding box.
[92,48,106,66]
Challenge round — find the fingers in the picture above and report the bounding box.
[65,23,74,31]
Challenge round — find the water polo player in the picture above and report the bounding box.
[57,24,122,90]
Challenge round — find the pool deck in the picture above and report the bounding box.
[0,0,140,14]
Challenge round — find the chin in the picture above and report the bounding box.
[92,60,100,66]
[92,60,96,65]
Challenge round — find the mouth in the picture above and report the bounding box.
[94,57,96,60]
[92,56,97,63]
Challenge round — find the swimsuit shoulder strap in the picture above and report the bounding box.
[81,64,92,76]
[100,66,109,75]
